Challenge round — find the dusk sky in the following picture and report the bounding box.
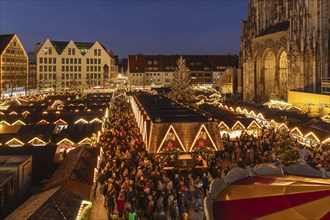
[1,0,248,58]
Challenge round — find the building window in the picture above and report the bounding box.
[94,49,97,56]
[91,59,93,64]
[74,58,77,64]
[70,66,73,72]
[44,58,47,64]
[62,74,65,80]
[87,66,90,71]
[53,66,56,71]
[70,58,73,64]
[49,47,52,55]
[98,59,101,64]
[98,66,101,71]
[72,48,75,55]
[62,66,65,71]
[66,66,69,72]
[78,66,81,71]
[49,66,52,72]
[13,41,16,46]
[66,58,69,64]
[43,48,48,54]
[153,61,158,65]
[78,59,81,64]
[68,48,71,55]
[39,57,43,64]
[53,58,56,64]
[40,74,43,80]
[87,59,89,64]
[74,66,77,72]
[53,74,56,80]
[98,49,101,56]
[49,58,52,64]
[44,74,47,80]
[62,58,65,64]
[44,66,47,72]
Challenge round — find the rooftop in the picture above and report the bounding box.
[0,155,31,166]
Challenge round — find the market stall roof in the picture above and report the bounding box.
[134,92,209,123]
[54,123,101,144]
[213,175,330,220]
[44,146,99,200]
[6,187,83,220]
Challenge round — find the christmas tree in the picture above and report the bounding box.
[169,56,195,104]
[273,130,300,166]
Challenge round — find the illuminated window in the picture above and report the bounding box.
[43,48,48,54]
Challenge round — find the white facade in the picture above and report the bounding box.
[36,39,116,92]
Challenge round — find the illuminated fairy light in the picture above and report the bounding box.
[291,127,304,137]
[322,138,330,144]
[247,120,261,129]
[54,119,67,125]
[57,138,74,145]
[278,123,289,130]
[75,200,92,220]
[74,119,89,124]
[6,138,24,147]
[157,125,186,153]
[0,120,11,126]
[90,118,102,123]
[189,124,218,152]
[235,107,242,113]
[231,121,246,130]
[257,113,265,119]
[218,121,230,130]
[28,137,47,146]
[78,138,92,145]
[9,111,18,115]
[304,132,320,143]
[37,119,50,124]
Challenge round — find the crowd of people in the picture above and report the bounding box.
[97,95,212,220]
[96,93,329,220]
[221,127,330,170]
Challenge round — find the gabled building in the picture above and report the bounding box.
[0,34,28,97]
[127,54,238,89]
[240,0,330,103]
[35,39,117,92]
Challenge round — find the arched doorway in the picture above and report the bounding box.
[278,51,288,100]
[262,50,276,102]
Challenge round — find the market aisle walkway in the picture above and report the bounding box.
[88,185,119,220]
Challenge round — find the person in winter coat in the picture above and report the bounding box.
[117,193,125,218]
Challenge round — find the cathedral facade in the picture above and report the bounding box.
[240,0,330,103]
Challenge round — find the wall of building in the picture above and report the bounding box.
[0,35,28,97]
[36,39,116,92]
[288,91,330,116]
